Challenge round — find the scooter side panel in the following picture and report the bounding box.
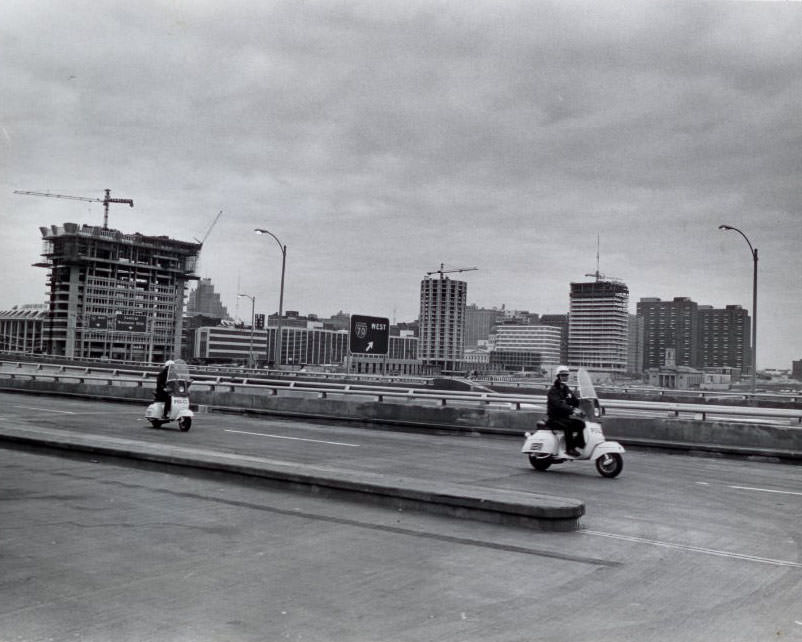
[144,402,163,419]
[521,430,558,454]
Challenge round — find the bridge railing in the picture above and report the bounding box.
[2,361,802,424]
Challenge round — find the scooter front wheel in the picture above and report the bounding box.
[177,416,192,432]
[595,453,623,478]
[528,454,552,471]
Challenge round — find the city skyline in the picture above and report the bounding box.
[2,2,801,369]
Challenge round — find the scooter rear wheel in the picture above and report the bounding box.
[528,454,552,471]
[595,453,623,478]
[177,417,192,432]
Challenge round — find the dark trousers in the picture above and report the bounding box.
[155,390,171,417]
[549,416,586,450]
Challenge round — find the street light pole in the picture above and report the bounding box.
[237,293,255,367]
[719,224,758,396]
[254,228,286,368]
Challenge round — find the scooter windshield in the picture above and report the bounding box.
[576,368,597,400]
[166,359,190,383]
[576,368,601,418]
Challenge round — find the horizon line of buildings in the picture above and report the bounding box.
[0,219,792,383]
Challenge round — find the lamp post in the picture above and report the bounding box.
[718,224,758,396]
[254,228,286,368]
[237,293,256,367]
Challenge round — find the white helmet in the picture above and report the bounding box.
[164,360,175,367]
[555,365,570,377]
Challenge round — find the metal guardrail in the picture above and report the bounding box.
[3,360,802,424]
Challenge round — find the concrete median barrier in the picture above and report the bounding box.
[0,423,585,532]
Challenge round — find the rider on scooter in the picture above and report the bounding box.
[155,360,174,419]
[547,365,586,457]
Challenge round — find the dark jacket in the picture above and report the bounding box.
[547,379,580,420]
[155,366,170,400]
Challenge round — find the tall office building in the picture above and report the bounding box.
[35,222,200,362]
[186,278,230,320]
[636,297,700,370]
[464,304,502,348]
[540,313,569,364]
[418,275,468,372]
[568,280,629,372]
[490,324,562,371]
[627,313,643,374]
[697,304,750,371]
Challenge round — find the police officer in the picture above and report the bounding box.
[546,365,586,456]
[155,359,175,419]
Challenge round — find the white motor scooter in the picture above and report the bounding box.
[521,368,624,478]
[145,359,193,431]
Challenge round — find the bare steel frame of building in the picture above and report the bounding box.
[36,223,200,363]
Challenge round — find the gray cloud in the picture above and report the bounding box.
[2,0,801,367]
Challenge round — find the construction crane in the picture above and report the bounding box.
[426,263,479,279]
[585,233,621,282]
[194,210,223,245]
[14,188,134,229]
[193,210,223,276]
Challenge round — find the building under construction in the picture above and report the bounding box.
[35,222,201,363]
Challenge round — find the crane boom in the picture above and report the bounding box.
[14,188,134,229]
[426,263,479,278]
[195,210,223,245]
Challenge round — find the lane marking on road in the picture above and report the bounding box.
[224,429,360,447]
[697,481,802,498]
[10,405,75,414]
[583,530,802,568]
[728,485,802,497]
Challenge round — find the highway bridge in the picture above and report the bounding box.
[1,388,800,641]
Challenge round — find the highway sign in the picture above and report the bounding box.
[114,314,147,332]
[349,314,389,355]
[87,315,108,329]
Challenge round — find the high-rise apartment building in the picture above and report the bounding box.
[697,304,750,371]
[418,275,468,372]
[637,297,699,369]
[636,298,751,372]
[35,222,200,362]
[568,280,629,372]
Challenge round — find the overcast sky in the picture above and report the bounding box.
[2,1,801,368]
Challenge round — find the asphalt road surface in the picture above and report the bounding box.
[1,391,801,641]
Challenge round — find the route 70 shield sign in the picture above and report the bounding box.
[349,314,389,355]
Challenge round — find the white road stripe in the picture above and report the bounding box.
[11,405,75,414]
[728,485,802,497]
[225,429,360,447]
[697,481,802,498]
[583,530,802,568]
